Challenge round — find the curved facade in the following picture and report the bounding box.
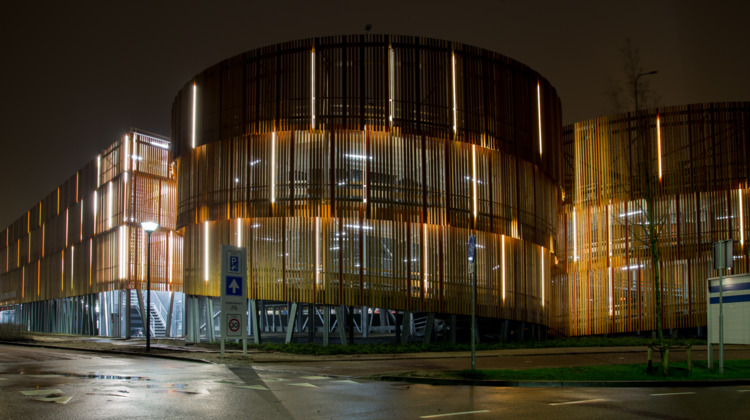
[551,102,750,336]
[172,35,563,324]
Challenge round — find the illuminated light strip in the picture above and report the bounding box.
[41,224,45,258]
[608,262,613,315]
[119,225,126,280]
[89,238,92,287]
[65,209,69,247]
[316,217,321,286]
[472,145,478,220]
[501,235,506,302]
[80,199,84,241]
[362,129,367,204]
[204,221,209,282]
[192,83,197,148]
[271,132,276,204]
[61,253,64,291]
[537,82,543,156]
[541,248,544,308]
[124,135,130,172]
[311,48,315,129]
[657,115,662,181]
[451,51,457,134]
[237,218,242,246]
[97,154,101,187]
[423,223,428,292]
[108,182,113,229]
[70,246,74,290]
[389,45,394,125]
[22,266,24,299]
[573,208,578,261]
[740,187,745,247]
[76,172,79,202]
[93,190,98,232]
[168,232,173,284]
[37,261,40,296]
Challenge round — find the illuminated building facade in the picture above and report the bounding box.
[550,102,750,336]
[0,130,183,337]
[2,35,747,341]
[171,35,562,340]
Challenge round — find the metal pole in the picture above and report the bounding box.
[719,271,724,374]
[146,230,151,352]
[471,262,476,372]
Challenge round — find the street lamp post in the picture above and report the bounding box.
[634,70,658,116]
[141,221,158,351]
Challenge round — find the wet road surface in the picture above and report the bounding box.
[1,344,749,419]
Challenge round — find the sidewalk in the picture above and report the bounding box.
[5,333,750,387]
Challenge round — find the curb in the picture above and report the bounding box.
[0,340,214,364]
[379,375,750,388]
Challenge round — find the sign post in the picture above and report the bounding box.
[711,239,733,374]
[220,244,249,357]
[468,234,477,372]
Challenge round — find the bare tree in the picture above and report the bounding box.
[608,39,669,375]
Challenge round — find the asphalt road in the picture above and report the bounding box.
[1,344,748,419]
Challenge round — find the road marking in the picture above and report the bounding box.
[234,385,269,390]
[21,389,64,396]
[301,376,329,380]
[650,392,696,397]
[29,374,64,378]
[331,380,359,384]
[289,383,318,388]
[549,398,605,406]
[34,396,72,404]
[420,410,490,418]
[214,380,244,385]
[263,378,289,382]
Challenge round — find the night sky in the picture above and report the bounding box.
[1,0,748,230]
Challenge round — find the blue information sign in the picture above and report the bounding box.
[225,275,244,296]
[468,234,476,262]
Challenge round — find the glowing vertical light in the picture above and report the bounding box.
[89,238,92,287]
[657,115,662,181]
[472,145,478,220]
[362,129,367,204]
[501,235,506,302]
[740,187,745,247]
[119,225,126,280]
[65,209,69,247]
[70,246,74,290]
[423,223,428,292]
[315,217,321,287]
[80,199,84,241]
[124,135,130,172]
[93,190,98,232]
[37,261,40,296]
[608,264,613,316]
[573,208,578,261]
[204,220,209,282]
[389,45,394,126]
[541,248,544,308]
[192,83,197,149]
[271,132,276,204]
[96,154,101,187]
[537,82,543,157]
[108,181,113,229]
[236,218,242,246]
[168,232,173,284]
[311,48,315,129]
[61,253,64,291]
[451,51,457,134]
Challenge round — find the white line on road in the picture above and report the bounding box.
[420,410,490,418]
[650,392,696,396]
[549,398,605,406]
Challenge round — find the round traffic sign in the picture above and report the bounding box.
[228,318,240,332]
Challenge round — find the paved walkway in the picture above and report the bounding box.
[6,333,750,381]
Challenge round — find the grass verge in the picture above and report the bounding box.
[452,359,750,381]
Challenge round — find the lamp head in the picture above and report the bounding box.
[141,221,159,233]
